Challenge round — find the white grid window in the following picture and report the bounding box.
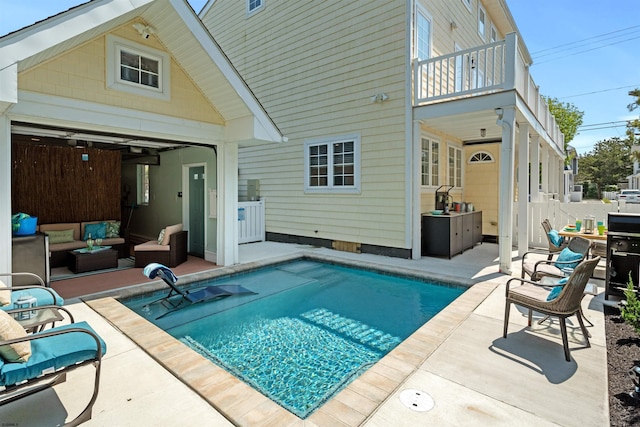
[461,0,472,12]
[421,137,439,186]
[107,35,170,100]
[478,4,487,39]
[247,0,264,15]
[414,6,431,60]
[305,135,360,193]
[448,146,462,187]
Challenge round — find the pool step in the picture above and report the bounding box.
[301,308,401,352]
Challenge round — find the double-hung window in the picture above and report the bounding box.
[448,145,462,188]
[305,135,360,193]
[107,35,170,100]
[421,137,439,186]
[414,6,431,60]
[478,4,487,39]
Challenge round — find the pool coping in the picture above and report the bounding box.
[84,252,499,426]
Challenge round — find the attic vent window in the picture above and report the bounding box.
[469,151,494,163]
[107,35,170,100]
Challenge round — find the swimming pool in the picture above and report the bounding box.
[122,259,466,418]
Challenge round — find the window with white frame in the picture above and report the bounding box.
[469,151,494,163]
[414,5,431,60]
[448,145,462,187]
[247,0,264,15]
[107,35,170,100]
[137,164,150,205]
[461,0,472,12]
[490,24,498,43]
[304,135,360,193]
[478,3,486,39]
[421,137,439,186]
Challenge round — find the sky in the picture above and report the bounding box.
[1,1,638,155]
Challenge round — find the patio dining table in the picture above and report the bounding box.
[558,227,607,241]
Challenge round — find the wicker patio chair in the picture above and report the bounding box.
[541,219,568,260]
[521,236,593,281]
[504,256,600,361]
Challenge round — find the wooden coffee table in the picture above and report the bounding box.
[68,247,118,273]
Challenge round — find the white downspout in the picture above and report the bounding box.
[496,106,516,274]
[407,0,421,259]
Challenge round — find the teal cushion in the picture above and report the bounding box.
[84,222,107,240]
[546,278,568,301]
[548,230,563,247]
[0,321,106,386]
[554,248,583,270]
[1,288,64,312]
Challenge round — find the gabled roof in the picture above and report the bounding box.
[0,0,285,143]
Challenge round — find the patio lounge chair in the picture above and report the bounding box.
[541,219,568,260]
[521,236,593,281]
[503,256,600,361]
[143,263,256,318]
[0,308,106,426]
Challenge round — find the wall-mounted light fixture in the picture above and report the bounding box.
[480,128,486,137]
[495,107,503,119]
[450,21,458,30]
[371,93,389,103]
[133,22,156,39]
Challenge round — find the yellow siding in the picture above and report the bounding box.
[18,24,223,125]
[205,0,409,248]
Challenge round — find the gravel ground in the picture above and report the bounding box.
[605,305,640,426]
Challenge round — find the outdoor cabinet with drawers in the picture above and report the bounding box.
[421,211,482,258]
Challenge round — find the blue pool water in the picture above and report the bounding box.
[123,260,465,418]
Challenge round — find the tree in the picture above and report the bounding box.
[577,137,632,198]
[545,97,584,163]
[627,88,640,159]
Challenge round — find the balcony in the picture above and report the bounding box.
[413,32,564,153]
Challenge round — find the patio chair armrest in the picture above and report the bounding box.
[0,325,104,359]
[4,305,74,324]
[0,273,45,286]
[506,276,549,294]
[5,285,61,304]
[522,250,553,262]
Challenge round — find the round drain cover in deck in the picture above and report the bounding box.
[399,389,434,412]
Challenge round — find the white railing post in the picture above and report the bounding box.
[504,32,517,91]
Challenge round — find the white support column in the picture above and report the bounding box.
[530,134,540,202]
[0,115,11,275]
[517,124,529,257]
[496,106,516,274]
[412,120,422,259]
[541,145,549,196]
[216,142,239,266]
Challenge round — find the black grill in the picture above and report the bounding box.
[606,213,640,299]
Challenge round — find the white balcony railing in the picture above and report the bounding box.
[413,32,564,153]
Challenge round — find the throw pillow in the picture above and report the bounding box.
[161,223,183,245]
[45,229,75,244]
[546,278,568,301]
[84,222,107,240]
[553,248,583,270]
[0,310,31,363]
[0,280,10,306]
[547,229,563,247]
[157,229,166,245]
[105,221,121,238]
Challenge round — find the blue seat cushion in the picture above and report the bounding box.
[547,229,564,247]
[1,288,64,312]
[553,247,583,270]
[0,321,106,386]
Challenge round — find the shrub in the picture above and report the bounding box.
[621,273,640,335]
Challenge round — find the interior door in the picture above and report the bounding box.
[188,166,205,257]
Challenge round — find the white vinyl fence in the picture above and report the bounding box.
[522,200,640,249]
[238,200,265,244]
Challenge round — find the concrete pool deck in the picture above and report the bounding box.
[0,242,609,426]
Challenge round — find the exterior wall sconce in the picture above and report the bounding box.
[371,93,389,103]
[133,23,156,39]
[480,128,486,137]
[450,21,458,30]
